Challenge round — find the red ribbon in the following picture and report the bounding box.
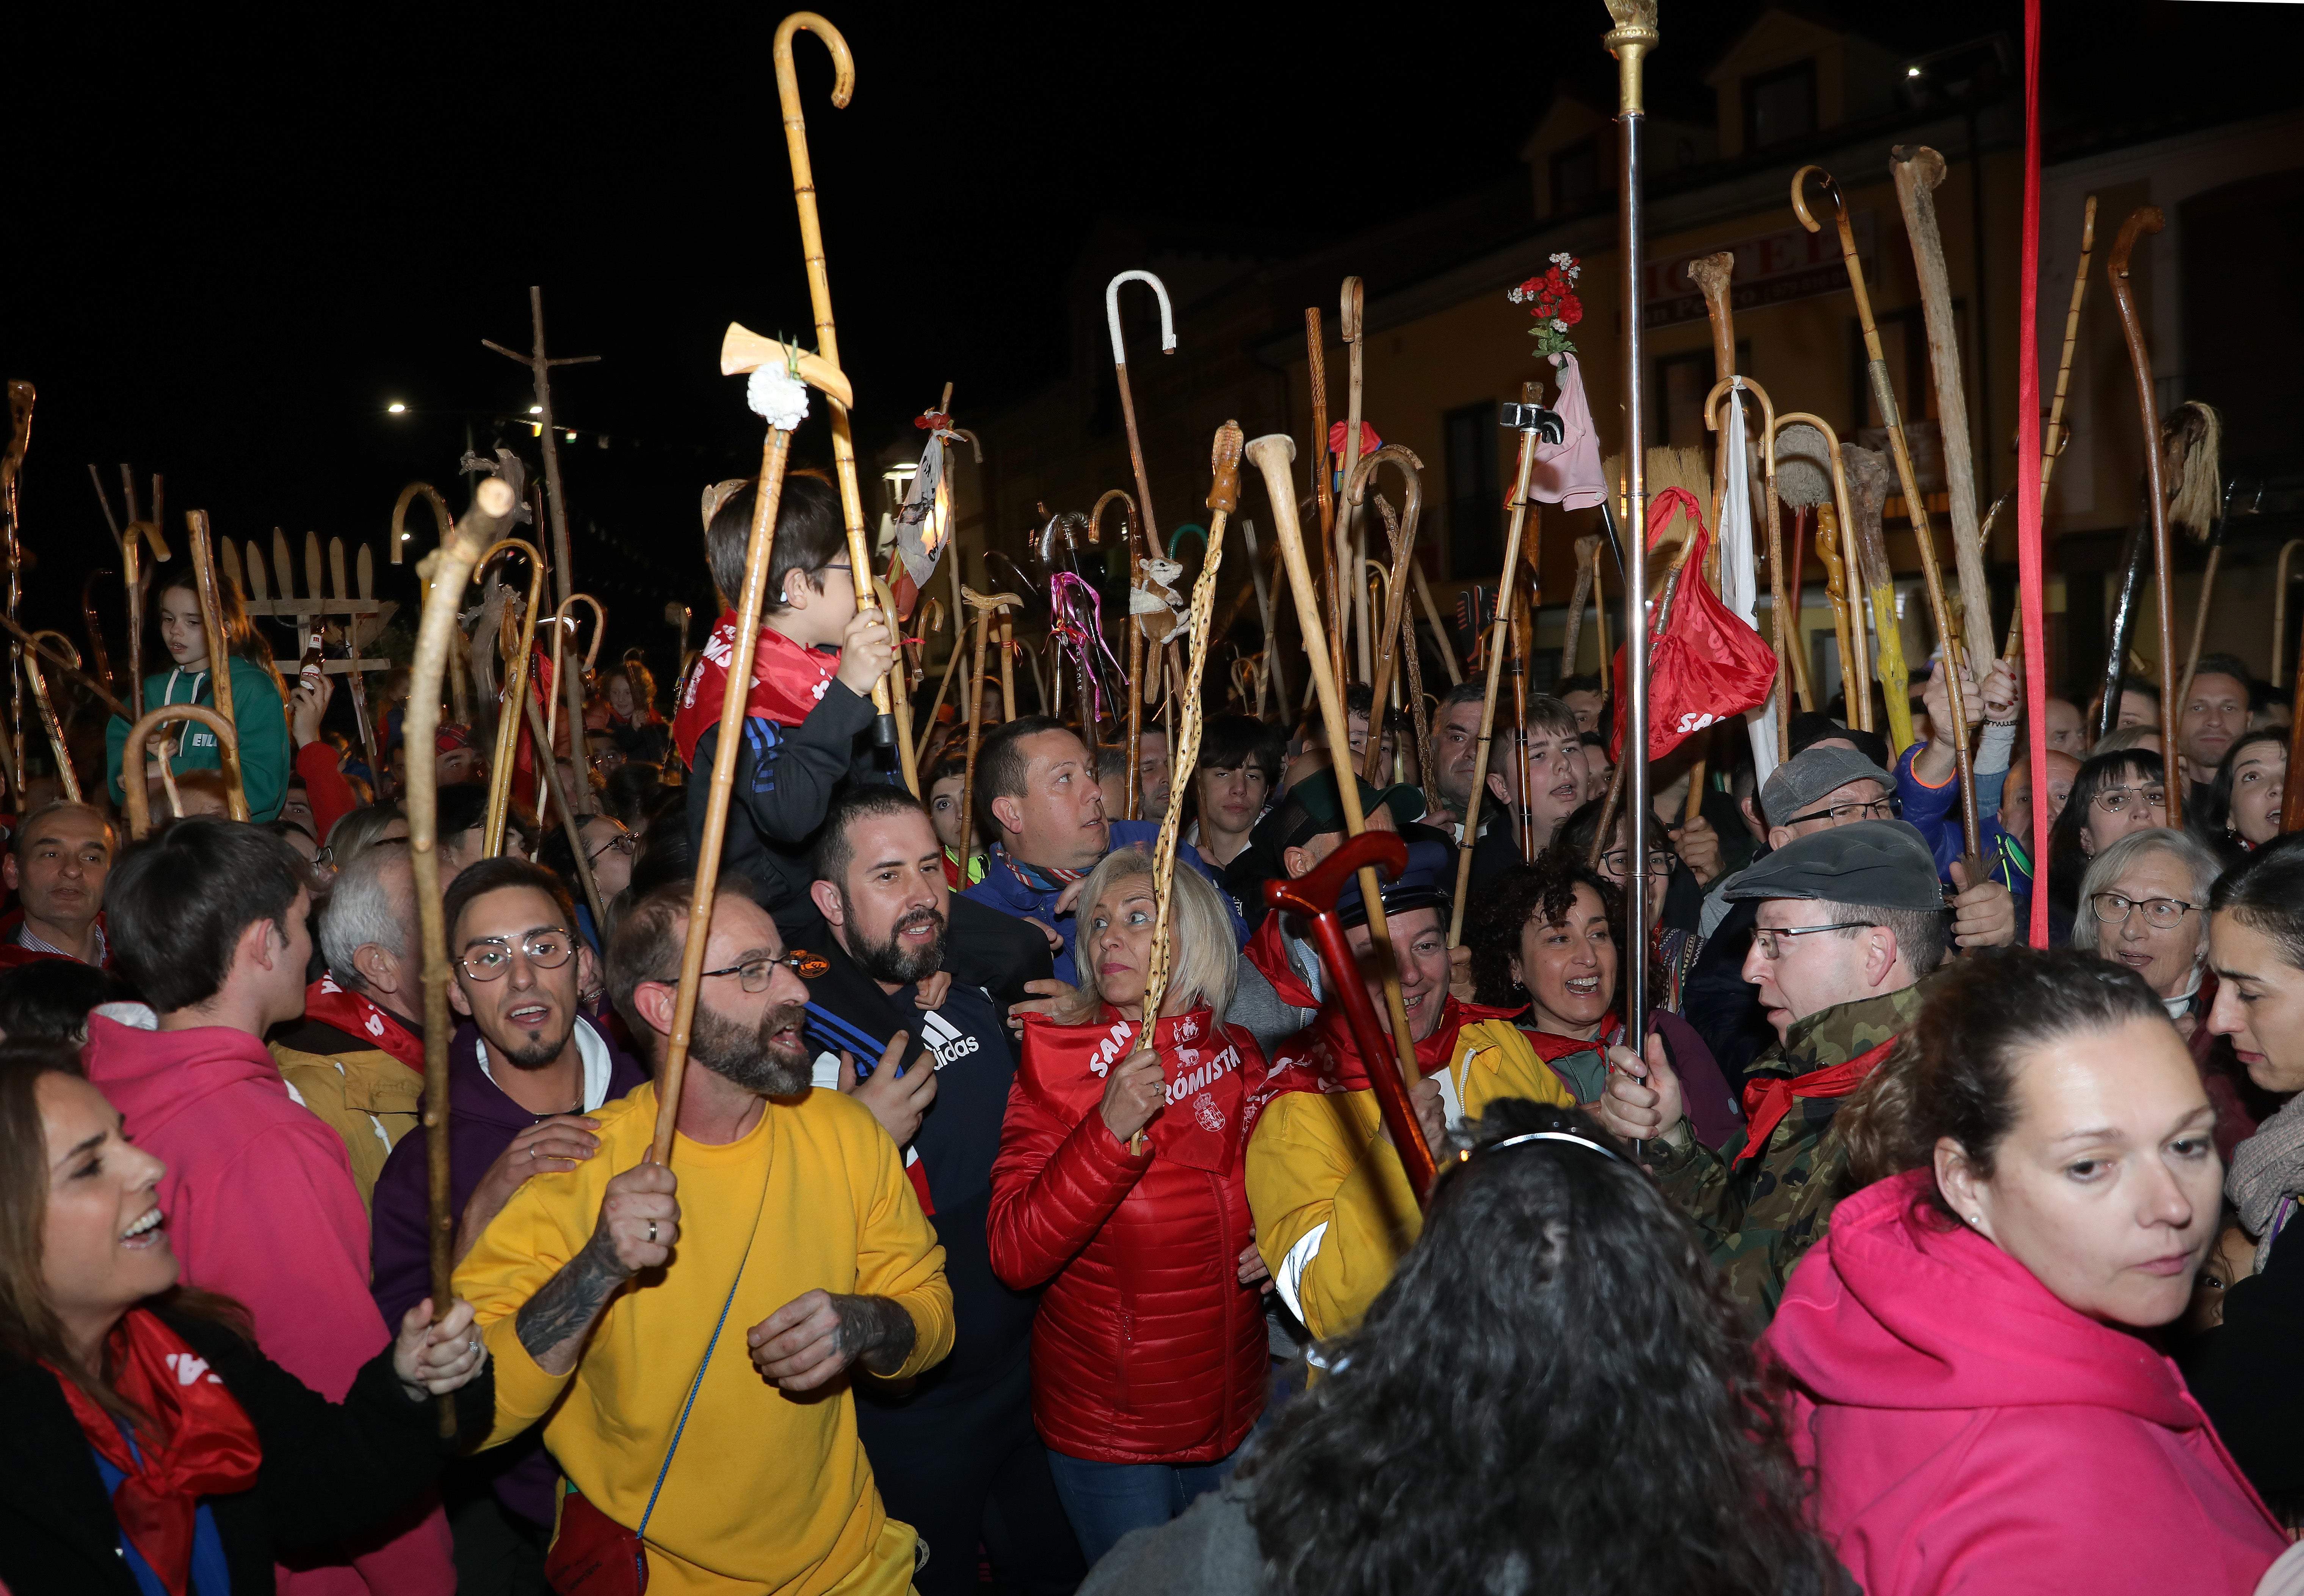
[2019,0,2050,948]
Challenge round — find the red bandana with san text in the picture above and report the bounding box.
[671,611,841,768]
[302,976,425,1074]
[1019,1006,1249,1173]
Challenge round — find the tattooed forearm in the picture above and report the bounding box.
[834,1294,917,1377]
[516,1228,630,1375]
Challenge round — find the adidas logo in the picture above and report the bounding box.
[922,1011,978,1069]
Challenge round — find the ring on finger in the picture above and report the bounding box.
[647,1220,658,1244]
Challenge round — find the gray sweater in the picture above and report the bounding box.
[1078,1485,1262,1596]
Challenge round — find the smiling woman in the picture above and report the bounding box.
[1769,948,2285,1594]
[2071,828,2221,1021]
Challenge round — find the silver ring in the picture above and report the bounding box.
[527,1145,536,1162]
[467,1336,480,1355]
[647,1220,658,1244]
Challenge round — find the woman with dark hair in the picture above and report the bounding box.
[1545,795,1704,1005]
[1469,859,1737,1146]
[1772,947,2285,1594]
[103,563,292,822]
[1080,1100,1846,1596]
[1186,715,1283,872]
[0,1041,491,1593]
[2043,748,2171,924]
[2199,729,2287,865]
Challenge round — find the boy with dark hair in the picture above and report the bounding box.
[85,817,456,1591]
[673,472,897,935]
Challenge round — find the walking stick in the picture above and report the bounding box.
[1346,445,1425,784]
[1091,488,1139,752]
[1605,0,1660,1045]
[545,594,607,818]
[1775,414,1867,729]
[1410,563,1461,687]
[2,383,32,791]
[1509,588,1534,860]
[184,513,251,822]
[1238,518,1291,712]
[1307,309,1345,671]
[1560,534,1600,681]
[2107,205,2183,826]
[1248,431,1426,1127]
[22,631,80,802]
[472,540,545,856]
[773,13,907,790]
[2040,196,2098,505]
[0,615,129,719]
[406,462,525,1433]
[78,570,115,698]
[1132,425,1244,1152]
[519,685,608,938]
[1107,271,1174,813]
[483,287,599,619]
[91,467,154,712]
[1892,146,1997,675]
[956,587,1020,872]
[120,707,239,839]
[1706,376,1791,761]
[1339,279,1373,686]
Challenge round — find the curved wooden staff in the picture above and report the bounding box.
[1338,278,1373,685]
[0,613,129,720]
[120,706,240,837]
[473,539,546,856]
[1237,519,1290,712]
[2107,205,2183,827]
[1090,489,1138,748]
[1795,163,1975,766]
[956,586,1022,859]
[1348,445,1425,785]
[183,512,249,820]
[1447,406,1550,945]
[1133,423,1244,1152]
[1107,271,1174,813]
[1891,146,1997,676]
[1705,376,1791,762]
[518,673,608,939]
[390,481,452,566]
[773,13,909,790]
[1774,412,1868,729]
[1409,562,1461,687]
[1385,499,1438,810]
[874,575,918,765]
[1560,534,1600,681]
[22,630,81,802]
[2039,197,2099,507]
[652,411,796,1163]
[545,593,607,820]
[1246,433,1425,1110]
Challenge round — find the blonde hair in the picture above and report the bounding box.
[1053,848,1238,1025]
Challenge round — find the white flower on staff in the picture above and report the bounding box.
[747,366,810,431]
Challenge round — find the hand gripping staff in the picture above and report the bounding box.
[1128,424,1244,1153]
[773,12,911,791]
[651,337,852,1165]
[1246,434,1425,1115]
[1107,270,1175,817]
[404,458,529,1436]
[1266,831,1436,1204]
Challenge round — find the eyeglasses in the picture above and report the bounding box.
[1752,922,1876,960]
[588,831,638,864]
[2092,786,2167,818]
[2090,891,2198,930]
[698,949,829,991]
[1598,848,1678,880]
[459,931,577,981]
[1782,796,1900,828]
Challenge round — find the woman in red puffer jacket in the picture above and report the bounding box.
[989,852,1270,1567]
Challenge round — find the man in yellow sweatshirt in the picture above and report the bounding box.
[1243,840,1572,1341]
[455,880,954,1595]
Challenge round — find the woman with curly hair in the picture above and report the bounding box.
[1775,947,2285,1594]
[1080,1099,1848,1596]
[1469,858,1738,1147]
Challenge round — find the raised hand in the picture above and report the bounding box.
[835,605,895,696]
[1100,1043,1166,1144]
[457,1113,603,1261]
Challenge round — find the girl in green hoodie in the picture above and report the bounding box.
[105,568,291,822]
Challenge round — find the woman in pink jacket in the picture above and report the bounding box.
[1765,945,2285,1596]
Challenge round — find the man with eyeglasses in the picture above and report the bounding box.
[455,876,953,1595]
[801,785,1085,1596]
[367,858,646,1582]
[1601,820,1948,1324]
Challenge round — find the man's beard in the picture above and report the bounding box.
[690,998,813,1097]
[846,895,948,987]
[498,1025,575,1071]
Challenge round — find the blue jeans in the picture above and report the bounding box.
[1043,1446,1240,1567]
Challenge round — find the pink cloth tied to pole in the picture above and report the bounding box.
[1529,352,1607,511]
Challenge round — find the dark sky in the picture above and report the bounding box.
[8,2,2291,673]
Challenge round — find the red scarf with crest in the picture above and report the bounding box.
[1240,994,1521,1144]
[302,975,425,1074]
[670,611,841,767]
[1019,1006,1252,1173]
[47,1310,262,1596]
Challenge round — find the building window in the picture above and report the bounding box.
[1551,139,1600,211]
[1744,60,1817,150]
[1652,340,1751,446]
[1445,401,1503,580]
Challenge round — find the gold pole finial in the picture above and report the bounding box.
[1602,0,1659,114]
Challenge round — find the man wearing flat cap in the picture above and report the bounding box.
[1602,818,1949,1324]
[1241,821,1572,1341]
[1684,743,2013,1091]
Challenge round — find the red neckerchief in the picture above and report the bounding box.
[45,1310,262,1596]
[303,975,424,1074]
[1734,1035,1899,1166]
[671,611,840,767]
[1244,911,1319,1009]
[1018,1005,1252,1173]
[1241,994,1520,1144]
[1519,1013,1622,1063]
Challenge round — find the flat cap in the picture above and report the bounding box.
[1339,834,1454,928]
[1275,769,1423,850]
[1760,745,1895,828]
[1722,818,1945,912]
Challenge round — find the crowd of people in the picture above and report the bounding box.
[5,473,2304,1596]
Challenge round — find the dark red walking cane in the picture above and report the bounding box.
[1265,830,1438,1204]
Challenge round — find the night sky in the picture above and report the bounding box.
[8,2,2292,675]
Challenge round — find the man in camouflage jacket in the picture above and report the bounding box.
[1600,820,1949,1323]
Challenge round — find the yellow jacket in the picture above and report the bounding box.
[269,1041,420,1210]
[1246,1013,1572,1341]
[455,1083,953,1596]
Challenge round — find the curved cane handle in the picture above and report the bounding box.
[1105,270,1177,364]
[1790,165,1843,235]
[773,12,853,109]
[1090,489,1136,550]
[391,481,453,567]
[1344,444,1426,537]
[122,706,242,836]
